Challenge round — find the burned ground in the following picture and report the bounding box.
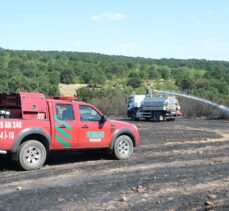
[0,119,229,211]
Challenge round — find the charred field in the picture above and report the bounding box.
[0,119,229,211]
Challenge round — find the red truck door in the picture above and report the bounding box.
[77,105,111,148]
[52,102,78,149]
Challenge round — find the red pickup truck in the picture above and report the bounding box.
[0,92,140,170]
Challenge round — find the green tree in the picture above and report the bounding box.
[211,80,229,95]
[60,69,76,84]
[179,78,194,91]
[147,66,160,79]
[127,72,142,89]
[159,66,171,80]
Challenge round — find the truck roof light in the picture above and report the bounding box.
[50,96,77,102]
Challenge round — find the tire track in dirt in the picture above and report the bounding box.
[1,138,228,192]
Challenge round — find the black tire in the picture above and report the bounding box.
[167,118,175,121]
[131,111,139,121]
[17,140,47,171]
[113,135,134,160]
[152,111,161,122]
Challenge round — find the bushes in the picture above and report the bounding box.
[179,97,223,119]
[76,87,131,115]
[90,95,127,116]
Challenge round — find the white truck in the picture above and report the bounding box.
[127,89,182,122]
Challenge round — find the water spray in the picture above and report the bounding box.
[154,90,229,117]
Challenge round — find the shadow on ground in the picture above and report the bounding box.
[0,150,113,171]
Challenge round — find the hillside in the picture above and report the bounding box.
[0,48,229,108]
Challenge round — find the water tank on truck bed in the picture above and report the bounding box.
[127,89,182,122]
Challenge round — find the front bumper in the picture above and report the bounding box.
[0,150,7,155]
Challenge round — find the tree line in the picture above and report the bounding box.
[0,48,228,106]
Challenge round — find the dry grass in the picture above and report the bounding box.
[59,83,88,96]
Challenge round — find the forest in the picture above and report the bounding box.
[0,47,229,114]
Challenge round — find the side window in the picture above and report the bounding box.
[56,104,75,121]
[79,105,101,122]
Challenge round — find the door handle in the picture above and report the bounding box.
[82,125,89,129]
[59,124,66,128]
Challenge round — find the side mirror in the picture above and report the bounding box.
[100,115,107,123]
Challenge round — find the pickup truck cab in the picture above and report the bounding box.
[0,92,139,170]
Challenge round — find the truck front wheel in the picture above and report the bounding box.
[131,111,139,121]
[152,111,161,122]
[113,135,134,160]
[18,140,47,171]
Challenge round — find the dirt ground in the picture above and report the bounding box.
[0,119,229,211]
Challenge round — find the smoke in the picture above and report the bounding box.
[155,90,229,117]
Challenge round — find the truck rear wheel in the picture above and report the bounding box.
[18,140,47,171]
[113,135,133,160]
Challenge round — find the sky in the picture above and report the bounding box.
[0,0,228,61]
